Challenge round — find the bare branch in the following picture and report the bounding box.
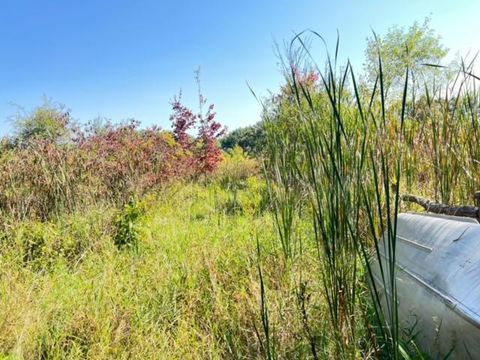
[401,194,480,219]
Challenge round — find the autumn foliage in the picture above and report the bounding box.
[0,95,225,220]
[169,90,226,177]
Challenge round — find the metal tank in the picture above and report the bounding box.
[371,212,480,358]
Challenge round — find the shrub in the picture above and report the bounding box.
[0,120,192,221]
[12,100,73,147]
[77,120,189,205]
[216,146,259,191]
[113,198,143,250]
[169,71,226,178]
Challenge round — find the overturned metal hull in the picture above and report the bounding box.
[372,213,480,358]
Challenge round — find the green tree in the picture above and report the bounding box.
[220,122,265,155]
[13,100,72,146]
[364,18,448,95]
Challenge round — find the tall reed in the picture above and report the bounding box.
[258,32,480,358]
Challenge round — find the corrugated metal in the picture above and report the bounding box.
[372,212,480,358]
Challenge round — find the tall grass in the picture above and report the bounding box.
[1,31,480,360]
[259,32,480,358]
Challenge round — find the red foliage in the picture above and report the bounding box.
[291,66,319,88]
[0,120,192,219]
[169,94,226,176]
[0,78,226,220]
[279,66,320,98]
[196,103,226,175]
[77,120,188,201]
[170,92,197,150]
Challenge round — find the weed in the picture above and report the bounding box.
[114,198,143,251]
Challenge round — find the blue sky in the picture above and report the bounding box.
[0,0,479,135]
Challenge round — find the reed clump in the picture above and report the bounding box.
[259,33,480,358]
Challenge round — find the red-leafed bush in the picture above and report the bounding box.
[170,92,196,150]
[76,120,188,205]
[0,115,191,220]
[196,103,226,175]
[0,81,226,220]
[169,73,226,177]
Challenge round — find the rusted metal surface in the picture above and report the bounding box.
[372,212,480,358]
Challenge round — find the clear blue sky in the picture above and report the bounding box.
[0,0,479,135]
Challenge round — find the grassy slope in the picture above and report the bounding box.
[0,180,290,359]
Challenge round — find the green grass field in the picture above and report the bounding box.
[0,180,293,359]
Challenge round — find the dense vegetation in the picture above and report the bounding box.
[220,121,265,155]
[256,23,480,358]
[1,19,479,359]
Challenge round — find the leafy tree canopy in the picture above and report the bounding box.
[12,100,72,146]
[220,122,265,156]
[364,18,448,93]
